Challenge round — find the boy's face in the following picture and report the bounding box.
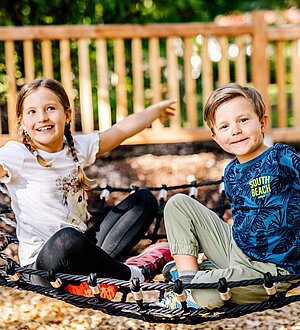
[211,97,268,163]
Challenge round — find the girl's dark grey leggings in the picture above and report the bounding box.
[26,189,158,286]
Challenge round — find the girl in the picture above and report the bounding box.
[0,78,174,298]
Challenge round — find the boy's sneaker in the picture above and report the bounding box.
[64,281,118,300]
[125,242,173,281]
[162,260,178,282]
[156,289,199,309]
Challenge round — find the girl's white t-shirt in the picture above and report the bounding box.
[0,133,99,266]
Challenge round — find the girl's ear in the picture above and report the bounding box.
[20,120,26,132]
[65,108,72,124]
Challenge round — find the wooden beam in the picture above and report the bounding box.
[0,24,254,41]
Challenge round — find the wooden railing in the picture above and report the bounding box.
[268,25,300,142]
[0,11,299,146]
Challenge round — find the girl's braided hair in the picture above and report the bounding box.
[16,77,93,190]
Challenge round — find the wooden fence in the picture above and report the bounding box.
[0,11,299,146]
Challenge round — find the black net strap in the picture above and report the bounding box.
[2,178,299,324]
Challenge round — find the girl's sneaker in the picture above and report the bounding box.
[64,281,118,300]
[64,242,173,299]
[125,242,173,281]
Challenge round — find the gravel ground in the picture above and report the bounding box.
[1,143,300,329]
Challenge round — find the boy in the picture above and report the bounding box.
[164,84,300,309]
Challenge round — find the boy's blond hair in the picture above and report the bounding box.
[203,83,266,132]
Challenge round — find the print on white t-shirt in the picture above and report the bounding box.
[56,170,90,230]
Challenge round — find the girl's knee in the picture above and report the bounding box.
[136,188,158,206]
[37,227,87,269]
[47,227,85,248]
[124,189,158,212]
[52,226,79,238]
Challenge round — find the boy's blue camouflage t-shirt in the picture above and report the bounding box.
[224,143,300,274]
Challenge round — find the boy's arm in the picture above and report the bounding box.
[97,100,176,157]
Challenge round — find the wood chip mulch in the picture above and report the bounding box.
[1,151,300,329]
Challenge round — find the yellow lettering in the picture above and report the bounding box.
[250,182,271,198]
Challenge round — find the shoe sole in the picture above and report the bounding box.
[162,260,176,282]
[64,281,118,300]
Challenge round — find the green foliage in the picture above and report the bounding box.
[1,0,298,26]
[0,0,298,128]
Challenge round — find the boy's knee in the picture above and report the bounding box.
[165,193,189,208]
[191,289,224,310]
[164,193,194,218]
[164,194,183,222]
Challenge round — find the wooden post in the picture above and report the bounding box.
[23,40,35,82]
[275,40,287,128]
[59,39,75,131]
[201,36,213,106]
[167,37,180,128]
[114,38,128,122]
[251,11,271,132]
[184,37,197,128]
[149,37,163,130]
[5,41,17,138]
[78,38,94,133]
[218,36,230,86]
[132,38,144,113]
[41,40,53,78]
[235,36,247,85]
[96,38,111,131]
[291,40,300,128]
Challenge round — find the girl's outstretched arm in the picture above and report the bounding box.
[97,100,176,157]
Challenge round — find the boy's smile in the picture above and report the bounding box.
[211,97,268,163]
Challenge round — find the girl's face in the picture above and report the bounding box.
[211,97,268,163]
[22,87,71,153]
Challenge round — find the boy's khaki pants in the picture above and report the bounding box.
[164,193,291,309]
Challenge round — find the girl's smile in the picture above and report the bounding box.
[22,87,71,153]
